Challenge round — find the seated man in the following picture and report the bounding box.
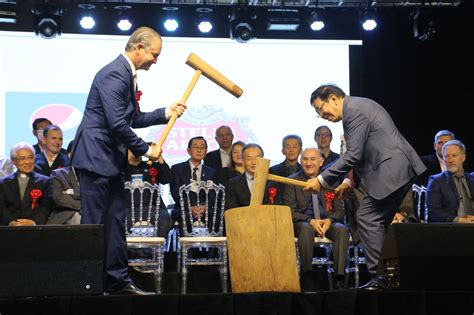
[34,125,70,176]
[204,125,234,172]
[426,140,474,223]
[125,148,173,237]
[47,141,81,225]
[170,136,217,231]
[0,142,51,226]
[31,117,52,154]
[283,147,349,290]
[225,143,279,209]
[269,135,303,202]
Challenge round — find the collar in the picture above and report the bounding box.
[245,171,254,181]
[220,148,231,155]
[188,160,202,170]
[121,52,137,79]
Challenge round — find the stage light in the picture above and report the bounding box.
[308,11,325,31]
[80,16,95,30]
[229,8,256,43]
[117,18,132,31]
[32,5,63,39]
[361,12,377,31]
[198,20,213,33]
[164,18,179,32]
[411,9,437,42]
[267,8,300,31]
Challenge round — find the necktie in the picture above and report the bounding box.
[132,74,137,92]
[192,167,198,181]
[312,193,321,219]
[455,175,472,216]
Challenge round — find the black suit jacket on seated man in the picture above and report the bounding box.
[34,152,70,177]
[0,172,51,225]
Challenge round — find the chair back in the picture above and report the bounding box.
[124,180,161,237]
[412,184,427,222]
[179,180,225,237]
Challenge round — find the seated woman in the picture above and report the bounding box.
[216,141,245,187]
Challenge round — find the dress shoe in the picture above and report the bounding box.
[359,276,388,291]
[113,283,156,296]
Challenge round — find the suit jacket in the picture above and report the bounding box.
[204,149,224,171]
[47,166,81,224]
[34,152,70,177]
[0,172,51,225]
[71,55,168,177]
[321,150,340,168]
[426,171,474,222]
[269,161,302,201]
[321,96,426,200]
[283,171,345,224]
[170,160,217,207]
[225,173,280,210]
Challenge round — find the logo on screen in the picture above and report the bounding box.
[30,104,83,143]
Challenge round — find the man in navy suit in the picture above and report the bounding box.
[170,136,217,230]
[71,27,185,295]
[204,125,234,172]
[34,125,69,176]
[306,84,426,290]
[426,140,474,223]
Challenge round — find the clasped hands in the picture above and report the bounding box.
[310,218,332,237]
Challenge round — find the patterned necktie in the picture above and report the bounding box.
[192,167,198,181]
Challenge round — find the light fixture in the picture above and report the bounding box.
[411,9,437,42]
[229,8,256,43]
[0,4,16,24]
[32,5,63,39]
[80,16,95,30]
[361,11,377,31]
[267,8,300,31]
[308,11,325,31]
[198,20,213,33]
[115,5,133,32]
[164,18,179,32]
[162,7,179,33]
[196,8,213,34]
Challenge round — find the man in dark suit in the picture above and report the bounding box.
[170,136,216,228]
[70,27,185,295]
[225,143,279,209]
[306,84,426,290]
[34,125,69,176]
[0,142,51,226]
[47,141,81,225]
[417,130,455,188]
[283,147,349,290]
[426,140,474,223]
[204,125,234,172]
[269,134,303,202]
[31,117,52,154]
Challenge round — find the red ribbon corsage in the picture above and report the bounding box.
[30,189,43,209]
[268,187,277,205]
[148,167,158,185]
[135,90,143,104]
[324,192,335,212]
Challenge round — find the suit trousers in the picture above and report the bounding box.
[294,221,349,275]
[356,180,413,277]
[78,169,130,293]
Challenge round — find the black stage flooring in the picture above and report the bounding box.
[1,289,474,315]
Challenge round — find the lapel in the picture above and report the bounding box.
[22,173,36,209]
[117,54,137,113]
[445,172,460,201]
[7,174,21,207]
[183,162,192,182]
[67,167,80,190]
[239,173,251,203]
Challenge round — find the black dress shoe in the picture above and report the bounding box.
[359,277,388,291]
[113,283,156,296]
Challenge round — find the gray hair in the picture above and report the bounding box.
[434,130,455,142]
[125,27,161,52]
[442,139,466,157]
[10,142,34,160]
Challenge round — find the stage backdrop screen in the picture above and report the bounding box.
[0,31,360,166]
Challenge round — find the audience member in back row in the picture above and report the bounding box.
[204,125,234,172]
[283,147,349,290]
[125,148,173,237]
[0,142,51,226]
[34,125,70,176]
[47,141,81,225]
[269,135,303,202]
[170,136,217,231]
[417,129,455,187]
[216,141,246,186]
[314,125,340,169]
[426,140,474,223]
[31,117,52,154]
[225,143,280,209]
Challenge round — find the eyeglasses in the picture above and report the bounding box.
[316,133,332,139]
[314,101,327,118]
[14,155,34,163]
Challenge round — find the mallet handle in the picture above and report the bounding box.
[156,69,202,148]
[267,174,308,188]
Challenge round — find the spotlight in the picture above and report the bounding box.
[361,12,377,31]
[230,8,256,43]
[32,5,63,39]
[115,5,133,32]
[411,9,437,42]
[80,16,95,30]
[164,18,179,32]
[117,18,132,31]
[308,11,325,31]
[198,20,213,33]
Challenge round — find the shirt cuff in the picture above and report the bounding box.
[317,174,330,189]
[343,178,352,188]
[144,146,152,158]
[165,107,172,119]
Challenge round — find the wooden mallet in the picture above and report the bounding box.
[156,52,243,148]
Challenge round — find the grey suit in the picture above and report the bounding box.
[320,96,426,275]
[47,166,81,224]
[283,171,349,275]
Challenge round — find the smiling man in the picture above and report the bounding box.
[34,125,69,176]
[70,26,186,296]
[305,84,426,290]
